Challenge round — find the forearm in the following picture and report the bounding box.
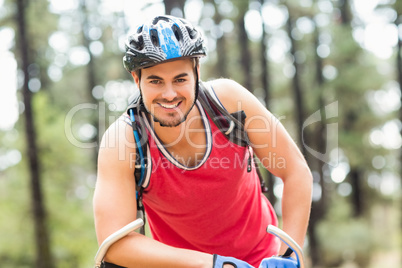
[279,170,312,254]
[105,232,213,268]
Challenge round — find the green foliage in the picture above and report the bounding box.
[0,161,35,266]
[1,0,400,267]
[323,20,389,169]
[33,90,97,267]
[317,198,375,267]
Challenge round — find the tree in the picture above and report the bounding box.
[208,0,229,78]
[392,0,402,259]
[308,0,330,248]
[258,0,276,205]
[334,0,383,219]
[284,3,322,264]
[15,0,54,267]
[164,0,186,16]
[313,0,391,265]
[79,0,101,167]
[236,0,253,92]
[284,5,306,153]
[2,0,400,266]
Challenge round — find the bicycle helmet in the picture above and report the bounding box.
[123,15,207,73]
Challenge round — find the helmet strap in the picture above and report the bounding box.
[194,64,199,101]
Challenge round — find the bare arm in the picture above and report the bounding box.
[93,118,212,268]
[212,79,313,254]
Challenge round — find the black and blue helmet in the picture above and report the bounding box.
[123,15,207,73]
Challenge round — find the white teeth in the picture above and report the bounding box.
[160,102,179,109]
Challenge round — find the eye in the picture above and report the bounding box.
[149,79,161,84]
[175,78,186,83]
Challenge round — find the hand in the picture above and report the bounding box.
[259,256,298,268]
[213,254,254,268]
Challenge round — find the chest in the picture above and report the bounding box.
[164,133,207,167]
[143,109,255,215]
[146,138,252,206]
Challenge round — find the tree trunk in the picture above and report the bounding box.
[305,14,330,267]
[16,0,54,267]
[80,0,100,166]
[164,0,175,15]
[209,0,228,78]
[339,0,351,25]
[349,168,364,217]
[286,6,320,265]
[258,0,276,205]
[338,0,366,219]
[164,0,186,16]
[285,11,305,153]
[395,15,402,258]
[396,15,402,194]
[215,31,228,78]
[237,0,253,92]
[260,15,270,109]
[312,15,328,211]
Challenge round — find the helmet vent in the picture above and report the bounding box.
[153,16,169,24]
[130,35,144,51]
[172,24,182,42]
[137,26,143,34]
[149,29,159,47]
[186,26,197,39]
[152,17,160,25]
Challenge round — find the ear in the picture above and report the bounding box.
[131,71,140,87]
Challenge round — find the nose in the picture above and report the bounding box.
[161,83,177,101]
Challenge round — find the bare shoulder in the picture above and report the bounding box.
[207,78,263,115]
[94,115,138,244]
[208,78,247,101]
[98,115,136,173]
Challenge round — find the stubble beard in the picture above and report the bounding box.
[146,96,197,128]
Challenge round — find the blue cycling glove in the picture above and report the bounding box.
[259,247,299,268]
[259,256,298,268]
[213,254,254,268]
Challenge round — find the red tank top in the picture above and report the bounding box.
[140,101,279,267]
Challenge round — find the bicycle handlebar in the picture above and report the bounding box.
[94,218,144,268]
[93,220,304,268]
[267,225,305,268]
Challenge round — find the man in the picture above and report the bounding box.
[93,15,312,268]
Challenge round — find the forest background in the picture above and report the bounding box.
[0,0,401,267]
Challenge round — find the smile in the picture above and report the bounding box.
[158,101,181,109]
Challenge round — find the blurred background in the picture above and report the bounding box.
[0,0,401,267]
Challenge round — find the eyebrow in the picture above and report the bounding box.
[145,73,189,80]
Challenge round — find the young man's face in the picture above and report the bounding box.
[133,59,198,127]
